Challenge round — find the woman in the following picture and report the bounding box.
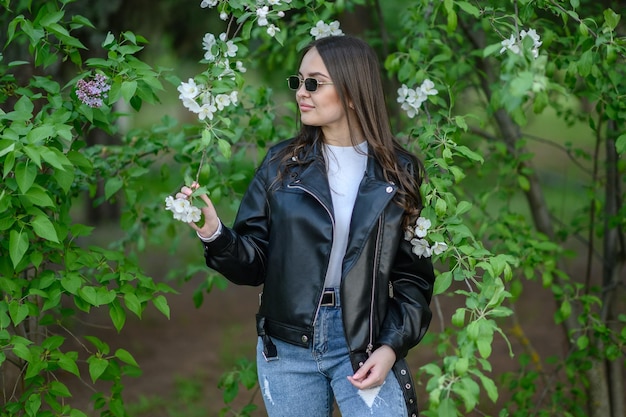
[177,35,435,417]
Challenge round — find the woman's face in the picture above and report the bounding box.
[296,48,348,139]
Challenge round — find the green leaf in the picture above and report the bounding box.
[509,72,534,97]
[451,308,466,327]
[61,273,82,294]
[517,175,530,191]
[455,201,472,216]
[152,295,170,319]
[120,80,138,102]
[104,177,123,200]
[40,147,70,170]
[15,161,37,193]
[102,32,115,48]
[438,397,457,417]
[9,229,29,268]
[476,372,498,402]
[124,293,142,318]
[616,134,626,154]
[70,409,89,417]
[115,348,138,367]
[26,125,55,143]
[577,334,589,350]
[8,301,29,326]
[433,271,452,295]
[454,145,484,163]
[78,286,115,307]
[603,8,620,30]
[13,342,32,361]
[57,353,80,376]
[49,380,72,397]
[31,215,59,242]
[483,42,503,57]
[477,337,493,358]
[217,138,232,160]
[87,356,108,382]
[109,300,126,332]
[24,185,55,207]
[0,140,16,158]
[53,168,75,193]
[577,50,593,77]
[457,1,480,17]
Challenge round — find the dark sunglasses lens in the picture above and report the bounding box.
[304,78,318,92]
[288,76,300,90]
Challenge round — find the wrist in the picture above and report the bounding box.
[197,220,222,242]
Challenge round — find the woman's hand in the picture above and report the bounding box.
[176,182,220,238]
[347,345,396,390]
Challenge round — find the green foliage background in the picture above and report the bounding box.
[0,0,624,416]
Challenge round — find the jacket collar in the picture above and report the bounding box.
[288,141,398,225]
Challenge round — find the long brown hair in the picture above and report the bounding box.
[276,35,425,226]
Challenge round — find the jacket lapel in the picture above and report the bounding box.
[346,154,397,258]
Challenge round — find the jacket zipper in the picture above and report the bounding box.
[366,216,384,356]
[287,182,334,323]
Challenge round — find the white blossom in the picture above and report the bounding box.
[257,6,269,26]
[420,79,438,96]
[165,196,202,223]
[229,90,239,105]
[236,60,247,73]
[220,11,228,20]
[414,217,431,238]
[500,28,542,59]
[224,40,238,57]
[203,33,217,61]
[198,102,217,120]
[410,238,432,258]
[184,206,202,223]
[177,78,201,100]
[200,0,218,8]
[401,102,418,118]
[181,96,201,113]
[267,0,281,4]
[310,20,344,40]
[267,24,280,37]
[431,241,448,255]
[397,79,437,118]
[214,93,231,110]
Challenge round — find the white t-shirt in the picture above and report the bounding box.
[323,141,368,289]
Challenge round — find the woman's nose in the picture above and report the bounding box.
[296,83,309,98]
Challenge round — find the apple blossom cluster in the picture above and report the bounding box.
[200,0,290,38]
[177,78,239,121]
[165,196,202,223]
[397,79,438,118]
[310,20,344,40]
[75,73,111,108]
[405,217,448,258]
[500,28,542,59]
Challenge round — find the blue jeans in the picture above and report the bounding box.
[256,289,407,417]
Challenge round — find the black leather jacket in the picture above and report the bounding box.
[202,138,435,373]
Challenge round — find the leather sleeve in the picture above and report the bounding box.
[377,227,435,359]
[201,156,272,287]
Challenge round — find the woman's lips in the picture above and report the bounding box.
[298,103,314,111]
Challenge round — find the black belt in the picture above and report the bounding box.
[320,289,336,306]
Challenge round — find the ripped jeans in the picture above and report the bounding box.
[255,289,407,417]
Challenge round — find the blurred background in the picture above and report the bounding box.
[2,1,623,416]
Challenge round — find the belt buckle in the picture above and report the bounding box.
[321,290,335,307]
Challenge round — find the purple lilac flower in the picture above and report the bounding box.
[76,74,111,108]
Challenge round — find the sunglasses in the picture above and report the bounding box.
[286,75,334,92]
